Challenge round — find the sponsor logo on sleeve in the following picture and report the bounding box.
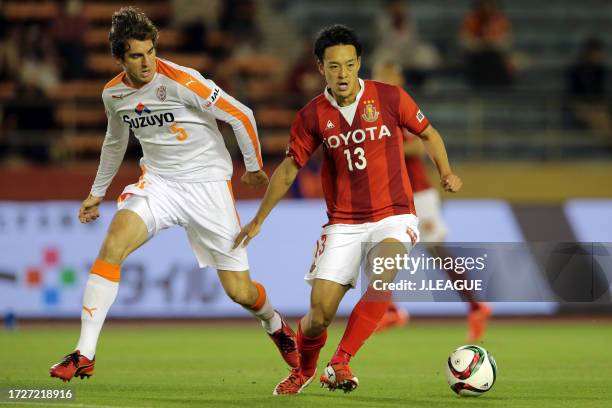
[416,110,425,123]
[204,86,221,108]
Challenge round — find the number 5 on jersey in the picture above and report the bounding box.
[170,123,188,141]
[344,147,367,171]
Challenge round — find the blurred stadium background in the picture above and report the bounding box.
[1,0,611,322]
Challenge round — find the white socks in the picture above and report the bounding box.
[75,274,119,360]
[244,296,283,334]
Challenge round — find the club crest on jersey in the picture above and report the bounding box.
[135,102,151,116]
[361,100,379,122]
[156,85,167,102]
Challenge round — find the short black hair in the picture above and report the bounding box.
[314,24,362,62]
[109,7,159,59]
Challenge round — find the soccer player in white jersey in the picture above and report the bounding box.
[49,7,298,382]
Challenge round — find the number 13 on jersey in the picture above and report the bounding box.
[343,147,367,171]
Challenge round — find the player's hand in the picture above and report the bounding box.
[241,170,269,188]
[79,194,103,223]
[233,219,262,248]
[441,173,462,193]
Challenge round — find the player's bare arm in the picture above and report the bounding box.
[78,194,104,224]
[233,157,300,248]
[241,169,269,188]
[403,134,426,158]
[417,125,462,193]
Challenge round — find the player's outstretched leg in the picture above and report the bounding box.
[218,272,298,368]
[467,302,492,342]
[273,320,324,395]
[274,279,347,395]
[50,209,148,382]
[321,287,392,393]
[375,302,410,333]
[429,245,492,341]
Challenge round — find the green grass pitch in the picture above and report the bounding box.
[1,320,610,407]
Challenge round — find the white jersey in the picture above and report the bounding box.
[90,58,262,197]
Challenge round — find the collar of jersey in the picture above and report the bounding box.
[119,71,159,92]
[324,78,365,110]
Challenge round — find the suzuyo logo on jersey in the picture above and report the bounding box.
[122,102,175,129]
[324,125,392,149]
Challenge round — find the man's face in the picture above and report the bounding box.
[119,39,156,87]
[318,44,361,106]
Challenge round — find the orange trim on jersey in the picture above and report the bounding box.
[104,72,126,90]
[226,181,242,226]
[249,282,267,311]
[155,58,213,98]
[135,164,147,189]
[156,58,263,168]
[117,192,134,205]
[91,259,120,282]
[216,97,263,168]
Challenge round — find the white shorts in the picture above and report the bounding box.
[305,214,420,288]
[116,170,248,271]
[414,188,447,243]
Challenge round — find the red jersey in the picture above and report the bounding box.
[403,131,432,193]
[287,79,430,225]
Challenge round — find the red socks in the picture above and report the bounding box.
[297,321,327,377]
[333,288,392,360]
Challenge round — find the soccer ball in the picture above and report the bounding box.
[445,345,497,397]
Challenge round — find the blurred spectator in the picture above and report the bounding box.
[286,40,324,104]
[460,0,514,89]
[172,0,221,55]
[49,0,89,79]
[0,1,19,81]
[219,0,262,55]
[0,26,20,82]
[372,0,441,90]
[372,61,406,89]
[2,80,56,163]
[19,25,60,94]
[564,38,610,137]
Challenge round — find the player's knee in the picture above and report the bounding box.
[98,233,130,264]
[309,307,334,332]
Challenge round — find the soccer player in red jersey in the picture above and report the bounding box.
[234,25,462,395]
[372,62,491,341]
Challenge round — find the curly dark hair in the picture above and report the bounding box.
[109,7,159,59]
[314,24,362,62]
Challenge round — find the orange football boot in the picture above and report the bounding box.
[49,351,95,382]
[320,361,359,393]
[273,368,316,395]
[467,303,492,342]
[376,303,410,333]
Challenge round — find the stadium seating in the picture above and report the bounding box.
[1,0,611,161]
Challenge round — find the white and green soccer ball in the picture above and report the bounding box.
[445,345,497,397]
